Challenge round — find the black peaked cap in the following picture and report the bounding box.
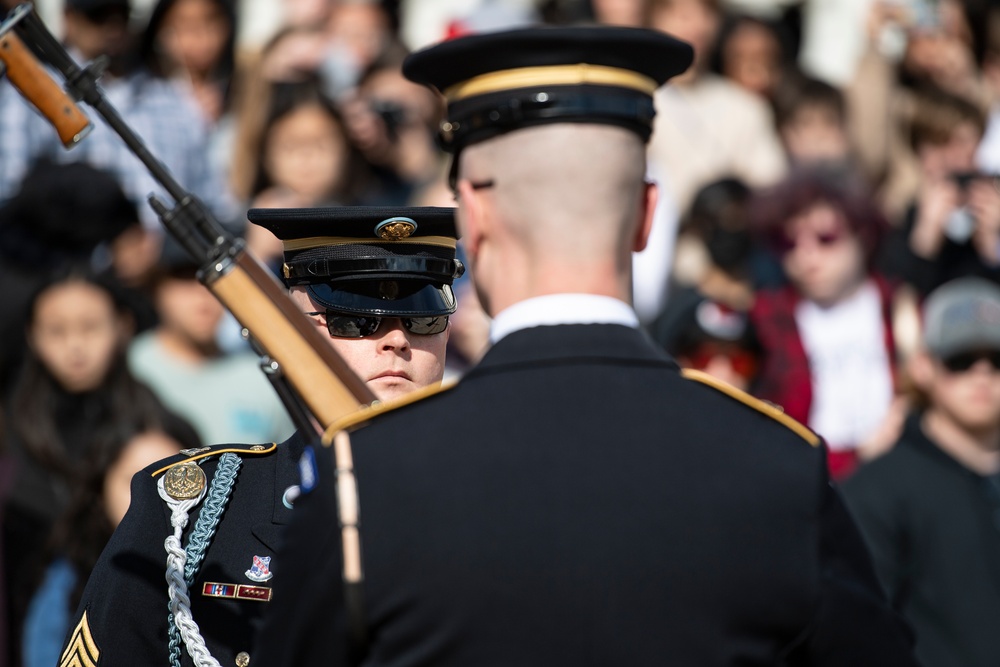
[402,26,693,154]
[403,25,693,94]
[247,206,458,241]
[246,206,462,317]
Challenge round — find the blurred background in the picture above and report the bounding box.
[3,1,1000,666]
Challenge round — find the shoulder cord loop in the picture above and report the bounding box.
[159,453,242,667]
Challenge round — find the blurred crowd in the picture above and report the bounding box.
[1,0,1000,665]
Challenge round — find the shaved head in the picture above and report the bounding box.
[454,123,655,315]
[460,124,648,264]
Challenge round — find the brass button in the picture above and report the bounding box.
[235,651,250,667]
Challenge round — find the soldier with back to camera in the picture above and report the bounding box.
[255,25,920,667]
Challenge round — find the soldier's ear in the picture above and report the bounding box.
[632,181,658,253]
[456,178,487,260]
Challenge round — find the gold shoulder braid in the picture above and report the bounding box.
[681,369,820,447]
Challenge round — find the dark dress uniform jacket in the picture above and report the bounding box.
[255,323,918,666]
[58,435,306,667]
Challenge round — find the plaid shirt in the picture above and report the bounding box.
[750,274,898,426]
[0,66,238,229]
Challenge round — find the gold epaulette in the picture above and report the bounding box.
[150,442,279,477]
[322,378,459,446]
[681,369,820,447]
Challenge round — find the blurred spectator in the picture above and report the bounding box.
[650,178,770,392]
[22,416,197,667]
[238,79,373,270]
[843,277,1000,667]
[773,73,855,172]
[126,250,294,445]
[0,265,180,667]
[228,25,330,203]
[661,177,779,315]
[847,0,992,219]
[709,12,793,103]
[750,170,903,479]
[247,81,369,208]
[645,0,786,212]
[138,0,238,184]
[340,54,444,205]
[0,0,238,230]
[639,0,786,318]
[0,160,140,397]
[139,0,236,125]
[881,85,1000,295]
[587,0,646,26]
[323,0,396,95]
[654,296,761,393]
[281,0,334,30]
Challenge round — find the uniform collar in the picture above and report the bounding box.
[490,294,639,344]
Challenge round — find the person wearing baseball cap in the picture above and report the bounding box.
[844,276,1000,667]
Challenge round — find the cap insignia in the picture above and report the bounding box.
[375,217,417,240]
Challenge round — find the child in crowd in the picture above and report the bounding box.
[249,81,367,208]
[750,169,904,479]
[710,13,792,103]
[21,415,199,667]
[126,249,294,446]
[0,266,191,667]
[773,74,854,171]
[657,297,761,394]
[844,277,1000,667]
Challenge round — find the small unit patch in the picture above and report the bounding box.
[245,555,273,582]
[59,611,100,667]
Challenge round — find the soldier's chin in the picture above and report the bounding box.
[368,376,415,402]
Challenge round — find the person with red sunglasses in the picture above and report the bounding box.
[843,276,1000,667]
[749,169,902,480]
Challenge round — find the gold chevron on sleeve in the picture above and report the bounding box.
[59,610,100,667]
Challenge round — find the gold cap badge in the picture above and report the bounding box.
[375,217,417,240]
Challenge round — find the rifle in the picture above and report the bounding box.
[0,2,377,433]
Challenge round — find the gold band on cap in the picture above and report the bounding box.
[443,63,658,102]
[282,236,458,252]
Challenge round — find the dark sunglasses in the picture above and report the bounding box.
[305,311,449,339]
[941,350,1000,373]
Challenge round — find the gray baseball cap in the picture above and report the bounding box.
[923,277,1000,359]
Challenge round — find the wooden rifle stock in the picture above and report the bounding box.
[208,252,376,426]
[0,14,91,147]
[3,1,377,432]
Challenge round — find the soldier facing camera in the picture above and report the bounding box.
[57,207,461,667]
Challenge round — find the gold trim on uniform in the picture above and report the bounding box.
[59,611,100,667]
[322,378,459,444]
[681,369,821,447]
[150,443,278,477]
[282,235,458,252]
[443,63,659,102]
